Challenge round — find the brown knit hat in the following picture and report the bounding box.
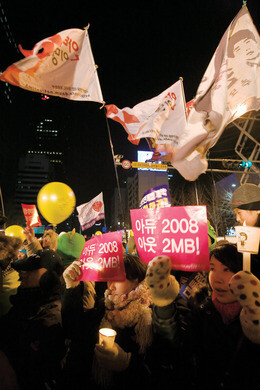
[229,184,260,210]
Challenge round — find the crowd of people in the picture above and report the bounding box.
[0,183,259,390]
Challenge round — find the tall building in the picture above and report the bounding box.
[12,115,66,225]
[110,187,127,230]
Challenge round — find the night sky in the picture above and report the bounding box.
[0,0,259,222]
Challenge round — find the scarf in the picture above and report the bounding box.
[212,292,242,325]
[100,280,153,354]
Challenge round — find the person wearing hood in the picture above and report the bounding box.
[146,242,260,390]
[0,249,66,389]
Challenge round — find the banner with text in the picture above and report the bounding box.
[130,206,209,272]
[21,204,42,227]
[139,184,171,209]
[0,28,103,102]
[78,231,125,282]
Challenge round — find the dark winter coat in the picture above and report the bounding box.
[151,290,260,390]
[60,282,153,390]
[0,286,66,389]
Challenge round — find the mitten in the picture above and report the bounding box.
[94,342,131,372]
[146,255,179,307]
[229,271,260,344]
[63,260,82,289]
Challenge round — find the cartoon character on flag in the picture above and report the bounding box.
[0,27,104,103]
[77,192,105,231]
[169,5,260,180]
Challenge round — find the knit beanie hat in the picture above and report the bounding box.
[210,241,243,274]
[229,184,260,210]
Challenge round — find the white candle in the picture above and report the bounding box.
[99,328,117,349]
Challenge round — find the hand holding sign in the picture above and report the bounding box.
[63,261,82,289]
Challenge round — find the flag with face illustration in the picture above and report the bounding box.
[165,5,260,181]
[105,79,187,147]
[0,28,103,102]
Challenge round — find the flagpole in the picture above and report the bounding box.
[179,77,188,120]
[103,110,126,227]
[0,185,6,229]
[84,25,125,228]
[180,77,200,203]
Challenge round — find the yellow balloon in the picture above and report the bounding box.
[5,225,25,242]
[37,182,76,225]
[95,231,102,235]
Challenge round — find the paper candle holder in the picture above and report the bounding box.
[235,226,260,254]
[99,328,117,349]
[235,225,260,272]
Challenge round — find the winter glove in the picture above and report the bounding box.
[229,271,260,344]
[63,260,82,289]
[146,255,179,307]
[94,342,131,372]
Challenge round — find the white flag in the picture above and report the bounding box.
[77,193,105,231]
[106,80,187,146]
[167,6,260,181]
[0,28,104,102]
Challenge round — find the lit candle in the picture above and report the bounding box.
[99,328,117,349]
[235,223,260,272]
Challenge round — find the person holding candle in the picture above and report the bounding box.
[145,242,260,390]
[60,253,154,390]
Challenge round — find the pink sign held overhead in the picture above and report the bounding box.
[78,231,126,282]
[130,206,209,272]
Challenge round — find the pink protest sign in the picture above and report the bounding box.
[130,206,209,272]
[78,231,126,282]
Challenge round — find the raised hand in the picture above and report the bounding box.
[146,255,179,306]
